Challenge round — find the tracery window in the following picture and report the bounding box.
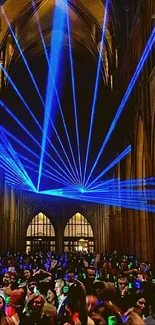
[64,212,94,252]
[26,212,55,252]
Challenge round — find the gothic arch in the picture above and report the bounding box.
[26,211,56,252]
[64,212,94,252]
[26,206,56,227]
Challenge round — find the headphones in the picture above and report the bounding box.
[63,285,69,294]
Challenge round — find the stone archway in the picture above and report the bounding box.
[64,212,94,252]
[26,211,56,252]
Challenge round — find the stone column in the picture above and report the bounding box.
[56,226,64,253]
[0,6,1,32]
[124,208,135,255]
[3,183,10,253]
[54,212,64,253]
[124,3,131,42]
[104,205,110,253]
[108,210,114,252]
[98,205,106,253]
[147,212,155,264]
[0,167,5,253]
[0,167,5,213]
[19,195,28,252]
[92,204,108,253]
[139,210,149,261]
[14,192,23,252]
[0,51,4,90]
[133,210,140,258]
[9,187,16,250]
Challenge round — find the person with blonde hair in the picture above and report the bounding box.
[19,293,51,325]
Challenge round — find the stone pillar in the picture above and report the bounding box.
[91,204,108,253]
[133,210,140,258]
[14,192,23,252]
[114,212,122,252]
[124,3,131,42]
[124,208,135,255]
[108,204,124,253]
[3,183,10,253]
[0,167,5,253]
[109,208,115,252]
[98,205,105,253]
[56,226,64,253]
[139,210,149,261]
[0,50,4,90]
[104,205,110,253]
[54,213,64,253]
[127,209,150,261]
[0,6,1,32]
[147,212,155,264]
[9,187,16,250]
[19,196,28,252]
[0,166,5,212]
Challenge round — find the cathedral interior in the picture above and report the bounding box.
[0,0,155,262]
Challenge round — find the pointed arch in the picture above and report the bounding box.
[64,212,94,252]
[26,212,55,252]
[26,212,55,237]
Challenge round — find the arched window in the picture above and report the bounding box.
[64,212,94,252]
[26,212,55,253]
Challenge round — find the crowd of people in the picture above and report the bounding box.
[0,250,155,324]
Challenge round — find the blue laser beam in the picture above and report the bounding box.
[0,148,36,191]
[0,158,24,181]
[30,0,79,182]
[25,165,73,188]
[0,127,75,188]
[83,0,109,184]
[37,0,67,191]
[5,174,27,185]
[1,7,45,106]
[0,65,77,184]
[88,178,119,190]
[0,130,36,186]
[86,177,155,192]
[1,127,72,185]
[0,100,77,186]
[0,142,26,178]
[0,144,36,192]
[1,151,72,189]
[83,189,148,198]
[2,7,78,185]
[4,168,25,183]
[78,194,148,205]
[85,26,155,186]
[3,1,79,184]
[38,188,155,212]
[18,154,75,187]
[65,0,82,183]
[86,145,131,188]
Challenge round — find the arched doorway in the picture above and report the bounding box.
[26,212,55,253]
[64,212,94,252]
